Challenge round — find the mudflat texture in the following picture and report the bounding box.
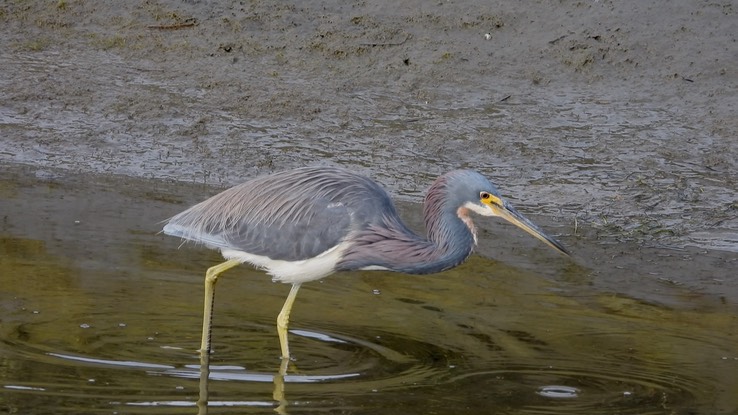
[1,0,736,250]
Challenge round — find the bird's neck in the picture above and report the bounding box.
[414,215,477,274]
[337,179,477,274]
[418,179,478,272]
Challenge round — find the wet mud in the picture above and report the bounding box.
[1,0,736,250]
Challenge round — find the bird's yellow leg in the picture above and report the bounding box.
[277,284,301,360]
[200,259,242,355]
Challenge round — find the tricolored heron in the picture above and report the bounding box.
[163,166,569,359]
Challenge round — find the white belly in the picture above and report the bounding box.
[220,240,352,284]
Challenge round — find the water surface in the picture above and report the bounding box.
[1,166,736,414]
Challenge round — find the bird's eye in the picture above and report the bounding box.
[480,192,491,200]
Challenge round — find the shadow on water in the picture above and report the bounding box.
[1,164,737,414]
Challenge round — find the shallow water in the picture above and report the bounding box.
[1,166,736,414]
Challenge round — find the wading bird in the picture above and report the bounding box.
[163,166,569,359]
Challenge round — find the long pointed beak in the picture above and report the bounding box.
[491,201,570,256]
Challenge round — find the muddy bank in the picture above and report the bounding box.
[1,0,736,252]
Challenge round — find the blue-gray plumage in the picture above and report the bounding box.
[163,166,569,359]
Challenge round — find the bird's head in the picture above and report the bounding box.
[436,170,570,256]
